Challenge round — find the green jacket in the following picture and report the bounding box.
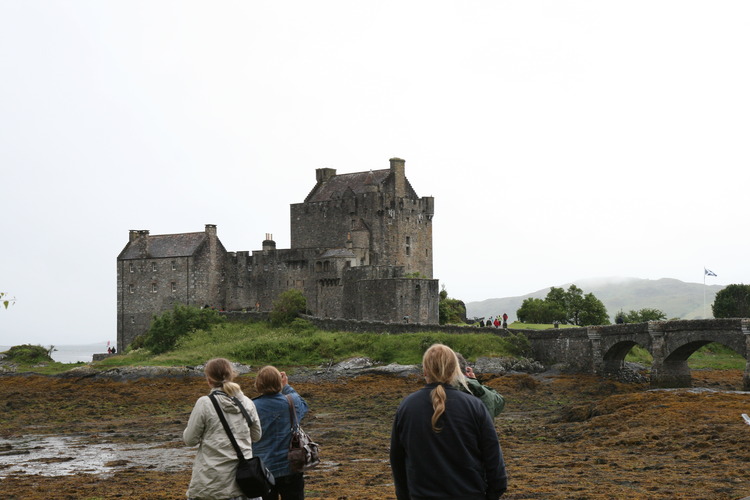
[463,378,505,417]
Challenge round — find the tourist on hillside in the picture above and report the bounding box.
[390,344,507,499]
[502,312,509,328]
[184,358,263,500]
[253,365,310,500]
[456,352,505,417]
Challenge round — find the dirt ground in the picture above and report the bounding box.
[1,368,749,500]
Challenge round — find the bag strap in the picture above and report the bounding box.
[215,390,256,431]
[285,394,299,431]
[209,392,246,461]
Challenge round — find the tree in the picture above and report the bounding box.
[270,289,307,326]
[439,286,466,325]
[516,297,563,324]
[516,284,609,326]
[712,284,750,318]
[619,308,667,323]
[578,292,610,326]
[142,304,224,354]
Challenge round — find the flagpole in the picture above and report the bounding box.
[703,268,706,319]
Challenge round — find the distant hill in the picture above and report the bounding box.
[465,277,726,323]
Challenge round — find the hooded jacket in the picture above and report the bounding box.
[184,388,262,499]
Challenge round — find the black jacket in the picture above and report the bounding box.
[390,383,508,500]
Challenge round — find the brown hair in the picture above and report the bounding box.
[204,358,241,397]
[254,365,283,395]
[422,344,463,432]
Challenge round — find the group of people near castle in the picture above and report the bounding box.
[481,312,509,329]
[184,345,507,499]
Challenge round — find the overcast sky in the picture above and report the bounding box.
[1,1,747,347]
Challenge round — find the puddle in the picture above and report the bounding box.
[0,434,195,477]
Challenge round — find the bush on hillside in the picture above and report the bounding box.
[3,344,53,363]
[503,331,532,357]
[269,289,307,327]
[143,304,224,354]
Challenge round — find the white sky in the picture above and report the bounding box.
[1,1,747,346]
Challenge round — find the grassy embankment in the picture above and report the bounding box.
[4,320,744,374]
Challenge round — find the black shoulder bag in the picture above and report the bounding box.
[208,392,275,497]
[286,394,320,472]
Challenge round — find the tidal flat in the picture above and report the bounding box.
[0,369,748,499]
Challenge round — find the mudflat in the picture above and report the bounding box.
[0,369,748,499]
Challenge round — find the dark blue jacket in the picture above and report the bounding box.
[390,383,507,500]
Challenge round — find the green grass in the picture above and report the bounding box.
[624,342,744,370]
[3,323,744,375]
[95,320,521,369]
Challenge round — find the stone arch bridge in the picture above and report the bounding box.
[521,318,750,389]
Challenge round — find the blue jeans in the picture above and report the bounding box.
[263,472,304,500]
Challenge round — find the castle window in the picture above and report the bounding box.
[151,262,157,272]
[315,262,322,272]
[323,261,330,272]
[263,265,268,272]
[171,261,177,271]
[151,283,157,293]
[247,265,252,272]
[129,263,134,273]
[171,282,176,293]
[130,316,135,324]
[128,284,134,294]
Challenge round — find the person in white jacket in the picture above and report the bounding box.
[184,358,263,500]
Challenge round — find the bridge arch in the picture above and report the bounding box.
[648,319,749,389]
[601,339,649,375]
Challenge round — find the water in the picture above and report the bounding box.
[0,342,110,364]
[0,434,195,477]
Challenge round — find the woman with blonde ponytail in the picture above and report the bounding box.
[390,344,508,500]
[184,358,263,500]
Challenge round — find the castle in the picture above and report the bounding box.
[116,158,439,351]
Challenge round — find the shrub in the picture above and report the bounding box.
[269,289,307,327]
[143,304,224,354]
[503,331,532,357]
[4,344,53,364]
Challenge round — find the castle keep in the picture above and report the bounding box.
[117,158,439,351]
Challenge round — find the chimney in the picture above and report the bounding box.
[262,233,276,251]
[390,157,406,198]
[129,230,144,243]
[316,168,337,184]
[129,230,150,256]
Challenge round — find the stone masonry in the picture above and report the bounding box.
[117,158,439,351]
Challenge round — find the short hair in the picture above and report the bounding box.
[255,365,283,395]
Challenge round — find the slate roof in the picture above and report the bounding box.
[119,232,207,260]
[305,169,391,203]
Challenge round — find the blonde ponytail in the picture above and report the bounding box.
[422,344,461,433]
[430,384,447,432]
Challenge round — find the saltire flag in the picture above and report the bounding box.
[705,268,717,277]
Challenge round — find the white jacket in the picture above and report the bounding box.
[184,389,262,499]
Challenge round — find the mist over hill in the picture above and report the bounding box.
[465,277,725,323]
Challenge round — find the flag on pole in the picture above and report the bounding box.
[705,268,717,277]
